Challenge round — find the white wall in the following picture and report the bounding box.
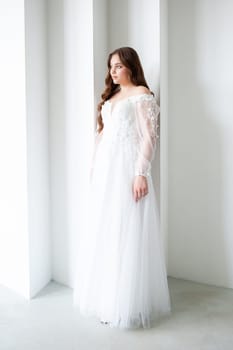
[93,0,108,110]
[2,0,232,296]
[167,0,233,288]
[0,0,29,297]
[108,0,160,95]
[0,0,51,298]
[48,0,69,286]
[49,0,95,287]
[108,0,161,206]
[49,0,163,288]
[25,0,51,298]
[160,0,169,264]
[64,0,95,288]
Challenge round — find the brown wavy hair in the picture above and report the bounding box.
[96,47,153,133]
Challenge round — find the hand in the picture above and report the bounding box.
[132,176,148,202]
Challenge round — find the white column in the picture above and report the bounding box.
[0,0,29,298]
[93,0,108,109]
[108,0,164,249]
[48,0,98,287]
[0,0,51,298]
[63,0,95,287]
[48,0,69,286]
[160,0,169,266]
[167,0,233,288]
[47,0,164,288]
[25,0,51,298]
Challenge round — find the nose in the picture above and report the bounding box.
[110,66,116,75]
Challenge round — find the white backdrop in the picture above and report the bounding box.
[49,0,161,288]
[0,0,29,297]
[1,0,233,298]
[0,0,50,298]
[167,0,233,288]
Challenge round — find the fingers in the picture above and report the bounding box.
[141,188,148,196]
[132,176,149,202]
[133,188,138,202]
[133,187,149,202]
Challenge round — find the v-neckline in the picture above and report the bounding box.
[107,96,130,115]
[107,93,152,115]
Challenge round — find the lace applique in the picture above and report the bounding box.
[134,95,160,177]
[92,94,160,178]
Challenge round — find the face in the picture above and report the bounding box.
[109,54,131,85]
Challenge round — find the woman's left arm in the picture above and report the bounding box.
[133,96,160,201]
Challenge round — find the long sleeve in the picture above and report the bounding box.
[134,95,160,177]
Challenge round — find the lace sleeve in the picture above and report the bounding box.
[134,95,160,177]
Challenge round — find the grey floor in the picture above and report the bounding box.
[1,277,233,350]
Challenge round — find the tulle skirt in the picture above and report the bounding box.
[73,138,171,329]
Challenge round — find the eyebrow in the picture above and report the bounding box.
[110,62,122,66]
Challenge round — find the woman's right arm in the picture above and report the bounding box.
[90,129,103,181]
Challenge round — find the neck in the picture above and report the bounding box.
[119,82,135,93]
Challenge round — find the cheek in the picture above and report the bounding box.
[120,68,129,77]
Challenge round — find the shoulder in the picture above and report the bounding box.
[132,86,155,102]
[130,87,159,111]
[130,86,155,104]
[134,85,152,95]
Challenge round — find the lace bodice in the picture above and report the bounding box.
[92,93,160,178]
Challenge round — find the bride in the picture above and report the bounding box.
[73,46,171,329]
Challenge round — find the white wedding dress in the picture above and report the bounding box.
[73,93,171,329]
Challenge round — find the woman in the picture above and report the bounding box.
[73,47,171,329]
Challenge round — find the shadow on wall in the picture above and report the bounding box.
[108,0,129,51]
[49,0,162,292]
[168,0,229,287]
[48,0,71,286]
[107,0,161,209]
